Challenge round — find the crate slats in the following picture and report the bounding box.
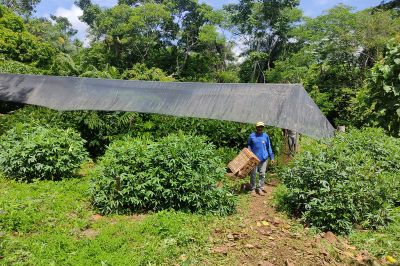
[227,148,260,178]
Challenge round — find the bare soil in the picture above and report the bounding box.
[208,180,379,266]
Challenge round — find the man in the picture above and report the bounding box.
[286,129,297,156]
[248,121,275,196]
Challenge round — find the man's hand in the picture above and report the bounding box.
[271,159,276,165]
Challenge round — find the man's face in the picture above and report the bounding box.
[256,126,264,133]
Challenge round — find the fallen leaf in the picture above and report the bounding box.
[81,229,99,239]
[262,221,270,226]
[342,251,355,258]
[273,219,281,225]
[285,259,295,266]
[291,233,301,239]
[212,246,229,255]
[356,254,364,264]
[321,248,328,257]
[91,214,102,221]
[258,261,274,266]
[245,244,255,249]
[386,256,397,263]
[323,231,337,244]
[257,222,262,227]
[342,243,357,250]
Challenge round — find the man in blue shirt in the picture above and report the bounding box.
[248,121,275,196]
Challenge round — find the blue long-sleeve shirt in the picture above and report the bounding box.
[247,132,274,162]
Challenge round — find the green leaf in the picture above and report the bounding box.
[383,84,393,93]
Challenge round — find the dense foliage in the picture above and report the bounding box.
[0,5,54,68]
[0,106,283,159]
[0,175,217,265]
[0,0,399,260]
[131,114,283,154]
[90,134,236,215]
[1,2,399,134]
[277,128,400,234]
[368,39,400,136]
[264,6,400,126]
[0,124,89,181]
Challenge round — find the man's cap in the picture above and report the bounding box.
[256,121,265,127]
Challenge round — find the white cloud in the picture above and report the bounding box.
[231,36,246,64]
[303,9,315,17]
[54,4,88,44]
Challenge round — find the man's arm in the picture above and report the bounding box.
[266,135,274,161]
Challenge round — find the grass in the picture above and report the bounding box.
[349,207,400,262]
[1,166,399,265]
[0,172,253,266]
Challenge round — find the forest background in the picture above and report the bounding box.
[1,0,399,137]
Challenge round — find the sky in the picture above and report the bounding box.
[35,0,383,43]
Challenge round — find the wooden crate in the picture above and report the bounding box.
[227,148,260,178]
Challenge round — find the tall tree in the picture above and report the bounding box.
[375,0,400,12]
[264,5,400,125]
[225,0,302,82]
[0,0,40,17]
[367,39,400,136]
[77,0,235,81]
[0,4,54,68]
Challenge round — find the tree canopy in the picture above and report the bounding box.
[0,1,399,136]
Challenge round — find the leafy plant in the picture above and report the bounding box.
[0,105,64,134]
[350,207,400,260]
[59,111,138,158]
[121,63,175,81]
[132,114,283,154]
[368,38,400,137]
[89,133,236,215]
[0,123,89,181]
[0,5,55,68]
[277,128,400,234]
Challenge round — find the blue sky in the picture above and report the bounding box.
[35,0,383,42]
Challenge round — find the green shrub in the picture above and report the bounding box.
[0,124,89,181]
[277,128,400,234]
[1,106,283,159]
[0,106,138,158]
[0,59,42,74]
[132,114,284,154]
[215,147,240,165]
[121,63,175,81]
[90,133,236,215]
[0,106,64,135]
[59,111,138,158]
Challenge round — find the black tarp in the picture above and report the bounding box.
[0,73,335,139]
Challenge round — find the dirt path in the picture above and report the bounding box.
[209,180,377,266]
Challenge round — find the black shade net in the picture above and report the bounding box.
[0,73,335,139]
